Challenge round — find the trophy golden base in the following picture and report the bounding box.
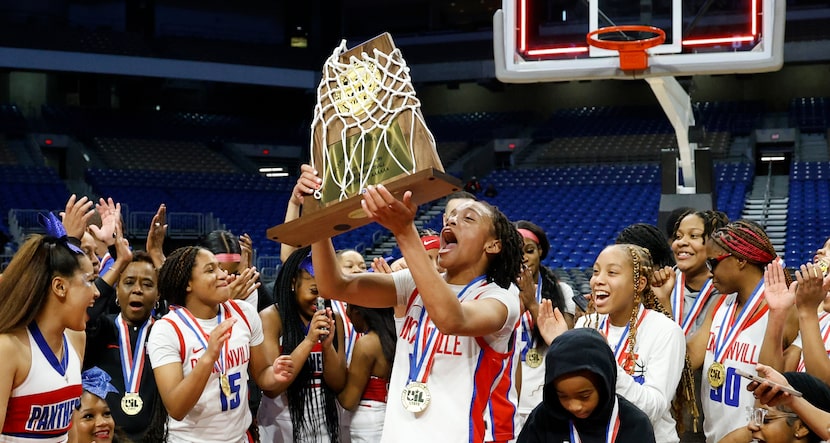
[267,168,462,248]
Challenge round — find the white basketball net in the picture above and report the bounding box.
[310,39,434,201]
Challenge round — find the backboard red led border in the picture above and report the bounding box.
[495,0,784,82]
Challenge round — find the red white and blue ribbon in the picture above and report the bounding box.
[671,270,715,335]
[116,314,154,394]
[600,305,649,367]
[172,304,230,374]
[569,396,620,443]
[331,299,359,362]
[711,281,766,365]
[407,275,487,384]
[797,312,830,372]
[28,322,68,378]
[520,274,543,362]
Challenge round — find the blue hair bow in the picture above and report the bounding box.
[81,366,120,400]
[38,212,84,255]
[299,253,315,277]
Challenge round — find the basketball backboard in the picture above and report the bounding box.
[494,0,785,82]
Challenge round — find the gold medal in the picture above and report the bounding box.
[525,348,543,368]
[401,381,431,413]
[818,259,830,277]
[708,362,726,388]
[220,374,232,398]
[121,393,143,416]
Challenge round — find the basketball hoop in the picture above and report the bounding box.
[586,26,666,72]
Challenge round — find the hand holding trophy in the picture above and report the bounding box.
[268,33,460,247]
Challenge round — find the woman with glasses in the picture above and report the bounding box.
[686,220,799,443]
[720,364,830,443]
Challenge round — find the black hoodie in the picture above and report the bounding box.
[518,328,656,443]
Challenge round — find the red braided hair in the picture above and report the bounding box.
[711,219,776,266]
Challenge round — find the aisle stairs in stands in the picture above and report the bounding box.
[741,173,789,259]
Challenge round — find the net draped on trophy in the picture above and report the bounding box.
[268,33,461,247]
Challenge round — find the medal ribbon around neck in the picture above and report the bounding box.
[173,303,231,376]
[711,281,766,366]
[520,273,543,361]
[332,299,358,362]
[116,314,154,394]
[408,275,487,384]
[600,304,649,367]
[797,312,830,372]
[28,322,69,379]
[671,271,716,335]
[569,396,620,443]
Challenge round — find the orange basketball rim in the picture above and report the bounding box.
[586,25,666,71]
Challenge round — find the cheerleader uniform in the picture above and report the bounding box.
[350,376,389,442]
[2,328,82,442]
[257,340,331,442]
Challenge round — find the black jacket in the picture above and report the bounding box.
[518,328,656,443]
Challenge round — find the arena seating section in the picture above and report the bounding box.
[1,98,829,289]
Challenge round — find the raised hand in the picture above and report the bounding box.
[290,164,322,206]
[517,265,537,314]
[239,233,253,270]
[227,267,261,301]
[360,184,417,236]
[272,355,294,383]
[205,318,237,362]
[113,236,133,266]
[306,308,334,344]
[794,262,826,313]
[650,265,675,311]
[146,204,167,267]
[60,194,94,239]
[764,260,797,312]
[371,256,394,274]
[537,299,568,345]
[319,308,337,348]
[89,197,121,245]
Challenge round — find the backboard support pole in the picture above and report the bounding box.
[646,75,697,191]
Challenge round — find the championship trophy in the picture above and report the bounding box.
[268,33,461,247]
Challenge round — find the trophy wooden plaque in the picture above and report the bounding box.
[268,33,461,247]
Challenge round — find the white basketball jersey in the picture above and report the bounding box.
[382,270,520,443]
[148,300,262,443]
[701,293,769,443]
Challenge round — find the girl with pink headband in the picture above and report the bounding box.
[514,220,576,429]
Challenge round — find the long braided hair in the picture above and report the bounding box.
[144,245,205,442]
[484,202,524,289]
[274,246,340,442]
[711,219,779,267]
[616,223,676,268]
[671,209,730,245]
[157,246,203,307]
[585,244,700,433]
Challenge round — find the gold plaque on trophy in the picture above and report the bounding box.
[268,33,461,247]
